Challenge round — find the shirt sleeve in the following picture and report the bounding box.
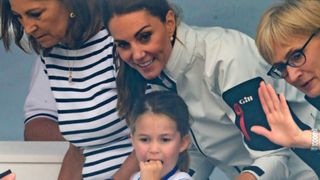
[205,29,313,179]
[24,57,58,124]
[173,172,193,180]
[130,172,140,180]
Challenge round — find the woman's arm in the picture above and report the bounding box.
[24,117,64,141]
[58,143,84,180]
[112,150,139,180]
[24,59,62,141]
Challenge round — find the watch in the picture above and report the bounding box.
[311,129,319,151]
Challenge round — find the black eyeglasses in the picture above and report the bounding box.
[267,29,320,79]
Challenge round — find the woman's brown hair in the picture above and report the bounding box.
[1,0,103,54]
[102,0,178,118]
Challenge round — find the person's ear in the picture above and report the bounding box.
[179,134,190,153]
[165,10,176,38]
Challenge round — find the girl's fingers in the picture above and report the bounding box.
[140,160,163,169]
[139,161,145,169]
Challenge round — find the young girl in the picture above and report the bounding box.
[128,91,192,180]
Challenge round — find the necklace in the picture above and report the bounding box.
[66,50,77,84]
[67,59,75,83]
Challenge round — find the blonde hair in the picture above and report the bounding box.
[256,0,320,64]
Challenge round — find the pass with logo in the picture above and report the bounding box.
[222,77,281,151]
[222,77,320,175]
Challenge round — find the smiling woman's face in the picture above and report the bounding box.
[9,0,69,48]
[272,35,320,97]
[108,10,175,79]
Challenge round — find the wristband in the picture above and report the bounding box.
[0,169,12,179]
[311,129,319,151]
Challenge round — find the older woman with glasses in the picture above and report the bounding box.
[252,0,320,151]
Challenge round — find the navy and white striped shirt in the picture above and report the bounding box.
[32,29,132,179]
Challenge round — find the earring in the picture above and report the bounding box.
[170,28,177,46]
[69,12,76,19]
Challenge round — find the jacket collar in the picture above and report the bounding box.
[164,22,196,82]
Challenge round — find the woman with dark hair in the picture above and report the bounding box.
[102,0,318,179]
[1,0,137,179]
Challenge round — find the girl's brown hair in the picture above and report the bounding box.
[128,91,190,172]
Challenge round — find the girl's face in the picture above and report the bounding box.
[272,34,320,97]
[131,112,189,177]
[108,10,176,79]
[9,0,69,48]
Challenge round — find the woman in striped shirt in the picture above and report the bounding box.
[1,0,137,179]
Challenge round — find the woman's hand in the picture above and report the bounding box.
[1,173,15,180]
[0,170,15,180]
[251,82,305,148]
[235,172,256,180]
[139,160,163,180]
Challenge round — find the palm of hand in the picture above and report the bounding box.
[251,82,303,148]
[265,105,302,147]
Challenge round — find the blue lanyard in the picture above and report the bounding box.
[138,166,178,180]
[162,166,178,180]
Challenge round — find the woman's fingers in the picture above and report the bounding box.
[266,83,281,111]
[258,82,282,115]
[251,125,271,138]
[279,93,291,115]
[258,82,271,114]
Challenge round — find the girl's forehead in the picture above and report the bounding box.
[136,113,176,127]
